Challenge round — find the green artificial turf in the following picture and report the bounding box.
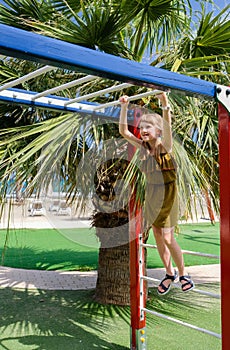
[147,222,220,268]
[0,223,221,350]
[0,227,99,271]
[0,223,220,271]
[0,284,221,350]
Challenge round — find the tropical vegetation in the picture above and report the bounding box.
[0,0,229,304]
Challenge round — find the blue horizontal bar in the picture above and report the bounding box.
[0,88,123,119]
[0,24,216,99]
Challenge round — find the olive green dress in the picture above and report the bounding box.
[140,152,178,229]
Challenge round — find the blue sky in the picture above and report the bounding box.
[190,0,229,16]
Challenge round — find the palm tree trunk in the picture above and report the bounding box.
[92,158,149,305]
[94,236,130,305]
[93,217,130,305]
[93,215,150,306]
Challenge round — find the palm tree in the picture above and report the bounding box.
[0,0,229,305]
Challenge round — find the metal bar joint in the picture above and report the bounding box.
[216,85,230,114]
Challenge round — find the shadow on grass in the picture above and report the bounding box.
[178,223,220,249]
[0,246,98,271]
[145,284,221,350]
[0,288,130,350]
[147,283,221,325]
[179,233,220,248]
[0,284,221,350]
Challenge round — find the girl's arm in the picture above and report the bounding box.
[119,95,143,148]
[155,93,173,153]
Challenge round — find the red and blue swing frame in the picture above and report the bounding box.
[0,24,229,350]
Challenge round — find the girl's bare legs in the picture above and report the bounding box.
[153,225,186,293]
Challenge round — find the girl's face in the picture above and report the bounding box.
[139,121,160,141]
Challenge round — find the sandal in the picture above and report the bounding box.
[179,275,195,292]
[157,271,178,296]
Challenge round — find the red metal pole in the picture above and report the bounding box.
[218,101,230,349]
[128,107,147,349]
[203,189,215,224]
[129,201,146,349]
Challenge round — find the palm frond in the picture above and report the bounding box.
[51,0,82,17]
[0,0,56,29]
[22,0,133,58]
